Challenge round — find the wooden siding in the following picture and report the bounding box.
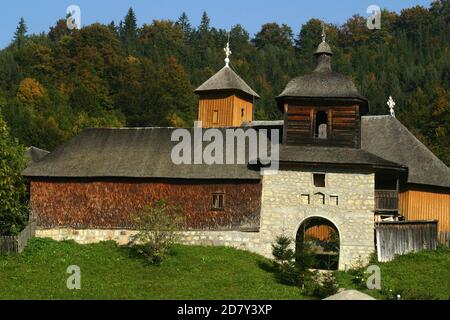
[376,221,438,262]
[198,92,253,127]
[305,225,334,241]
[286,104,360,147]
[399,187,450,233]
[30,179,262,231]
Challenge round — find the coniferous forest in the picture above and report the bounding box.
[0,1,448,164]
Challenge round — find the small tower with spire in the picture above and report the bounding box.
[194,41,260,128]
[277,21,368,147]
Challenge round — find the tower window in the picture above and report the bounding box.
[241,108,245,121]
[212,193,224,210]
[212,110,219,125]
[315,111,328,139]
[313,173,326,188]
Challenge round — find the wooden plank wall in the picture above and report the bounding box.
[30,179,262,231]
[376,221,438,262]
[233,94,254,125]
[198,93,253,127]
[286,105,359,147]
[305,225,334,241]
[399,189,450,233]
[0,221,36,254]
[198,94,234,127]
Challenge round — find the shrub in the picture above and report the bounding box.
[348,256,369,289]
[305,271,339,299]
[130,200,185,265]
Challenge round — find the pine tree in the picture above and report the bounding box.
[13,18,27,49]
[177,12,192,35]
[199,11,210,34]
[120,7,139,55]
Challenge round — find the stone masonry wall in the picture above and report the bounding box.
[258,169,375,270]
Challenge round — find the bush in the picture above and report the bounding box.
[348,256,369,289]
[305,271,339,299]
[130,200,185,265]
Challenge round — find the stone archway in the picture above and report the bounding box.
[296,216,340,270]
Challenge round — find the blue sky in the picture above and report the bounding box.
[1,0,432,48]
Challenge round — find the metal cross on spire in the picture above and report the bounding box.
[321,21,326,43]
[224,39,232,67]
[387,96,396,117]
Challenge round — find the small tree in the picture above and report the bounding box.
[271,235,316,288]
[272,235,297,285]
[130,200,185,265]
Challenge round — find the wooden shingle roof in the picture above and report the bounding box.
[194,66,260,99]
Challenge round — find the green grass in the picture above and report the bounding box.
[1,239,449,300]
[335,247,450,300]
[0,238,307,300]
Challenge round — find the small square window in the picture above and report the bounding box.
[313,173,326,188]
[212,193,224,210]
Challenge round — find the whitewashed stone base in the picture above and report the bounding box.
[35,228,268,256]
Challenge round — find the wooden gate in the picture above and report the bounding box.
[375,220,438,262]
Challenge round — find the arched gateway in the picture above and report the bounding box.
[296,217,340,270]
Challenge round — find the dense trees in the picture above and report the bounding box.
[0,2,448,163]
[0,113,27,235]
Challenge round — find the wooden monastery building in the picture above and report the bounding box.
[23,37,450,270]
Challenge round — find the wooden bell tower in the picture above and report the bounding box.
[194,42,260,128]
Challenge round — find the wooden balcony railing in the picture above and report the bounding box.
[375,190,399,211]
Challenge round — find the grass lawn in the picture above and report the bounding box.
[335,246,450,300]
[0,238,307,300]
[1,239,449,300]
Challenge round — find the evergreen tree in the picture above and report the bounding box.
[120,7,139,55]
[13,17,27,49]
[176,12,192,35]
[198,11,210,34]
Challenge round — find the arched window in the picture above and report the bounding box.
[315,111,328,139]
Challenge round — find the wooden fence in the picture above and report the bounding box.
[375,220,438,262]
[0,221,36,254]
[439,231,450,247]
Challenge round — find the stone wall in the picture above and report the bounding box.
[35,168,375,270]
[36,228,261,252]
[258,169,375,270]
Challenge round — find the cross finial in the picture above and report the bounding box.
[321,21,326,43]
[224,41,232,67]
[387,96,396,117]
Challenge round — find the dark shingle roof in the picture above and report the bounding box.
[194,66,260,99]
[278,41,368,114]
[25,146,49,164]
[22,117,449,189]
[278,71,364,100]
[22,128,261,180]
[361,116,450,188]
[278,145,405,169]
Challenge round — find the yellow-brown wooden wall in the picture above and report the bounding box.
[399,188,450,233]
[198,93,253,127]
